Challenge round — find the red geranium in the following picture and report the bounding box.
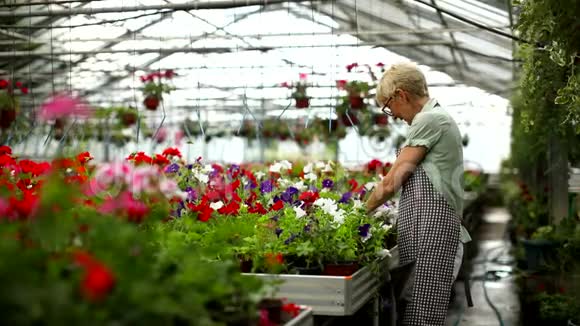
[0,145,12,155]
[282,302,301,317]
[299,191,319,204]
[248,202,267,214]
[270,200,284,211]
[218,200,240,216]
[162,147,182,158]
[153,154,170,166]
[366,159,383,173]
[81,264,116,302]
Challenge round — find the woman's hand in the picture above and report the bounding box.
[365,146,427,214]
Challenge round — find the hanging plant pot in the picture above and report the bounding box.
[295,98,310,109]
[143,95,160,111]
[323,261,359,276]
[0,108,16,129]
[120,112,138,126]
[263,130,273,138]
[374,114,389,126]
[340,112,359,127]
[349,96,365,109]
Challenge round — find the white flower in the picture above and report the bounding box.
[303,162,313,174]
[332,209,346,225]
[364,182,376,191]
[304,172,317,182]
[202,164,213,173]
[382,224,393,232]
[277,178,292,187]
[66,168,73,173]
[293,206,307,218]
[121,128,133,137]
[254,171,266,180]
[293,181,307,191]
[321,188,330,193]
[279,160,292,170]
[315,161,325,170]
[322,163,333,173]
[194,171,209,184]
[352,199,364,209]
[269,162,285,173]
[210,201,224,210]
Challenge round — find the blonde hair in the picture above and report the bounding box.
[376,62,429,105]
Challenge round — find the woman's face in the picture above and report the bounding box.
[386,89,410,121]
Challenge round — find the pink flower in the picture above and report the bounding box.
[299,73,308,80]
[153,127,168,143]
[38,93,92,121]
[174,130,184,146]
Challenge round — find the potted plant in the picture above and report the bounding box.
[140,69,175,111]
[337,79,371,110]
[0,79,28,129]
[282,73,311,109]
[115,106,138,127]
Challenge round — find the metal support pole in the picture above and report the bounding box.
[0,0,332,18]
[549,134,569,224]
[0,40,453,58]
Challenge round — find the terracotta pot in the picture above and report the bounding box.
[121,112,138,126]
[349,96,365,109]
[0,108,16,129]
[258,298,283,324]
[323,262,359,276]
[143,95,160,111]
[295,98,310,109]
[239,259,253,273]
[374,114,389,126]
[340,112,359,126]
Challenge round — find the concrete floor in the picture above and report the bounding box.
[446,207,521,326]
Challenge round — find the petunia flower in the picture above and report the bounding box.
[38,93,92,121]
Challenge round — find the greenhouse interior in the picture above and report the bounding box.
[0,0,578,325]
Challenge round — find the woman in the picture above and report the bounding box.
[365,62,470,325]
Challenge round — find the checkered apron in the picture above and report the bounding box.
[397,154,460,325]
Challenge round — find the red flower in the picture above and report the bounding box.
[299,191,319,204]
[153,154,170,166]
[265,252,284,266]
[51,158,75,169]
[81,264,116,302]
[164,69,175,79]
[20,87,29,94]
[366,159,383,173]
[127,152,153,165]
[348,179,362,192]
[218,201,240,216]
[188,202,214,222]
[0,154,16,167]
[248,202,267,214]
[77,152,93,165]
[9,192,39,219]
[299,73,308,80]
[336,80,348,90]
[212,163,224,174]
[73,249,98,268]
[346,63,359,72]
[282,303,301,317]
[15,81,22,88]
[270,200,284,211]
[0,145,12,155]
[376,62,385,67]
[0,79,7,88]
[162,147,182,158]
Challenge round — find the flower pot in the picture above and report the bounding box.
[340,112,359,126]
[521,238,559,271]
[121,112,138,126]
[258,298,283,324]
[143,95,160,111]
[349,96,365,109]
[295,98,310,109]
[239,259,253,273]
[374,114,389,126]
[0,108,16,129]
[323,261,359,276]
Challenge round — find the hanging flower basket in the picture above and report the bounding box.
[143,95,160,111]
[0,79,27,130]
[340,112,359,127]
[349,96,365,109]
[0,108,16,130]
[295,98,310,109]
[140,70,175,111]
[374,114,389,126]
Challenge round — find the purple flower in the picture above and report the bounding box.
[185,187,197,201]
[359,190,367,200]
[273,195,281,203]
[260,180,274,193]
[339,192,352,204]
[358,224,371,237]
[164,163,180,173]
[292,200,304,208]
[303,224,311,233]
[275,228,283,238]
[284,233,298,245]
[281,191,293,203]
[245,180,257,190]
[286,187,299,195]
[322,179,334,189]
[271,215,279,222]
[309,185,318,192]
[186,164,193,169]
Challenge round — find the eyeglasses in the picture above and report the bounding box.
[381,96,394,116]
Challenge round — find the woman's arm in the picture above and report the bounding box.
[365,146,427,213]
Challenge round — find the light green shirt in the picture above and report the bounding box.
[403,98,471,243]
